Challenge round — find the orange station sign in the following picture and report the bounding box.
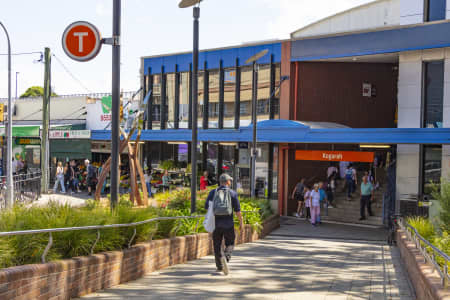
[295,150,374,163]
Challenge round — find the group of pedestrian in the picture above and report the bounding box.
[292,179,332,226]
[11,157,27,175]
[53,159,97,195]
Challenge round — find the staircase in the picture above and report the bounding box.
[322,169,386,227]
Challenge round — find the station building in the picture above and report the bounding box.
[124,0,450,223]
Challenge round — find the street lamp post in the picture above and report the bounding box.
[15,72,19,99]
[0,21,14,207]
[245,49,268,198]
[110,0,121,211]
[179,0,201,214]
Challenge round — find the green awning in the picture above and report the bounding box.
[0,126,40,137]
[50,140,91,160]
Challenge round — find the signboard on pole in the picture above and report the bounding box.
[62,21,102,62]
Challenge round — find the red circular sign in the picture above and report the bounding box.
[62,21,102,62]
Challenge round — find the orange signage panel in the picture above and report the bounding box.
[295,150,374,163]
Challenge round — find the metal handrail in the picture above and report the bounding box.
[0,210,257,263]
[399,218,449,287]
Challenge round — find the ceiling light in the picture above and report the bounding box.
[359,145,391,149]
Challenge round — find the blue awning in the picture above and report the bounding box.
[91,120,450,145]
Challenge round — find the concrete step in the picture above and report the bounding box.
[321,215,383,226]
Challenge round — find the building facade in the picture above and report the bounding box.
[138,0,450,219]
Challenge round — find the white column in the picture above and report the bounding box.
[447,0,450,19]
[400,0,424,25]
[396,51,423,202]
[442,49,450,181]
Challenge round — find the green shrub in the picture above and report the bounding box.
[0,191,275,269]
[406,216,436,241]
[431,180,450,232]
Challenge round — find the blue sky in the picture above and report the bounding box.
[0,0,372,98]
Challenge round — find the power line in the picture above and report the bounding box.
[52,54,92,93]
[0,51,42,56]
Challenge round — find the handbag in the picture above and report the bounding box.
[203,201,215,233]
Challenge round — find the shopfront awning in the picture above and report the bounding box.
[91,120,450,145]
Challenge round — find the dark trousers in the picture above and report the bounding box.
[360,195,373,218]
[213,226,235,269]
[305,207,311,219]
[347,179,355,197]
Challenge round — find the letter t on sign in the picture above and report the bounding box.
[74,32,88,52]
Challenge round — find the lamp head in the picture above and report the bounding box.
[179,0,202,8]
[245,49,269,65]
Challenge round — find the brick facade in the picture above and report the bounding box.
[0,215,279,300]
[396,229,450,300]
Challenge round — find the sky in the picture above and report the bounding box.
[0,0,373,98]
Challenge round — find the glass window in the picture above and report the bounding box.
[179,72,190,129]
[208,70,219,128]
[224,68,236,128]
[240,66,252,126]
[197,72,204,128]
[152,75,161,129]
[166,73,175,128]
[425,0,446,22]
[422,145,442,196]
[273,64,281,119]
[423,61,444,128]
[257,65,271,120]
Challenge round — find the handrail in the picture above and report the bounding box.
[399,218,449,287]
[0,210,257,263]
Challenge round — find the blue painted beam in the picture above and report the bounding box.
[92,127,450,145]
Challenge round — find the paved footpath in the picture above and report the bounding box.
[79,219,415,300]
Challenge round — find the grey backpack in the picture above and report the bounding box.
[213,188,233,216]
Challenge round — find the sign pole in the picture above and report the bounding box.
[110,0,121,211]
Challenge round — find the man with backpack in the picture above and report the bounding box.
[205,173,243,275]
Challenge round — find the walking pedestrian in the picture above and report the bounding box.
[292,178,305,218]
[345,164,357,200]
[318,182,328,220]
[162,170,170,192]
[53,161,66,194]
[359,175,374,221]
[84,159,97,196]
[205,173,243,275]
[145,169,152,197]
[310,184,321,226]
[304,186,312,220]
[200,171,209,191]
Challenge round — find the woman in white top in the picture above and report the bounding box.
[53,161,66,193]
[310,184,321,226]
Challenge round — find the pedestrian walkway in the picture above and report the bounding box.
[79,220,415,300]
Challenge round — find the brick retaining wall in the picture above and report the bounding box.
[0,215,280,300]
[396,229,450,300]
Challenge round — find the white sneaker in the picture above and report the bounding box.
[294,213,299,218]
[221,256,229,275]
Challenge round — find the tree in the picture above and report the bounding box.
[20,86,57,98]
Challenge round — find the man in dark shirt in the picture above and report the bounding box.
[205,173,243,274]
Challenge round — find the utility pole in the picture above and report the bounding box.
[110,0,121,211]
[41,47,51,193]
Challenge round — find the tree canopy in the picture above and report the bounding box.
[20,86,58,98]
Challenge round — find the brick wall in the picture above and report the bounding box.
[0,215,279,300]
[396,229,450,300]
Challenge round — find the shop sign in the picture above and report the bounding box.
[15,138,40,145]
[87,96,111,130]
[238,142,249,149]
[49,130,91,139]
[295,150,374,163]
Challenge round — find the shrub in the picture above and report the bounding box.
[0,191,276,269]
[431,180,450,232]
